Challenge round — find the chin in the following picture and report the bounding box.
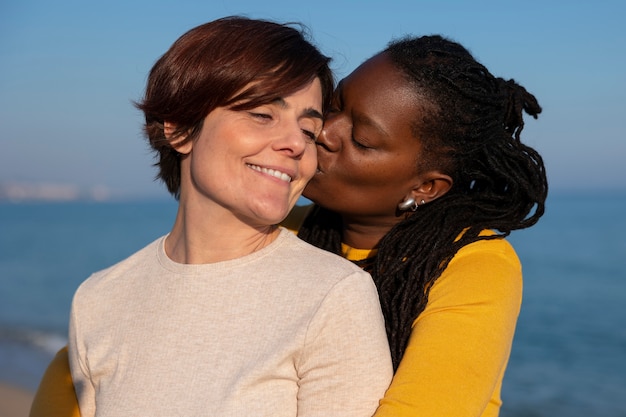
[255,205,291,225]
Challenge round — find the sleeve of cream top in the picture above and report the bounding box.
[297,271,393,417]
[67,288,96,417]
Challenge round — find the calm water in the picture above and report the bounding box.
[1,193,625,416]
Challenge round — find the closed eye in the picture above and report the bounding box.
[250,112,272,120]
[351,136,371,150]
[302,129,316,141]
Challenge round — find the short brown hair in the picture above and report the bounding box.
[136,16,334,198]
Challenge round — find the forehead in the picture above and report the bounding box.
[341,53,423,140]
[344,53,416,97]
[229,77,323,111]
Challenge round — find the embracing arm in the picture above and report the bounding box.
[374,237,523,417]
[30,346,80,417]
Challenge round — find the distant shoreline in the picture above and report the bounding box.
[2,180,626,204]
[0,181,168,204]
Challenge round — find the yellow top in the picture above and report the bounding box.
[30,205,521,417]
[29,345,79,417]
[373,233,521,417]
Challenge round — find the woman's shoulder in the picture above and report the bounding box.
[271,229,373,297]
[77,236,165,291]
[429,231,523,305]
[456,230,520,264]
[278,228,362,270]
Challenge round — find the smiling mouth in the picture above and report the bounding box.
[247,164,292,183]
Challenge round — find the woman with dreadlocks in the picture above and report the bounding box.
[294,34,547,417]
[31,34,546,417]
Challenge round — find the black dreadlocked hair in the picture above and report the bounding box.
[297,35,548,370]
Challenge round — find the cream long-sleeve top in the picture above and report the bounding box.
[68,228,392,417]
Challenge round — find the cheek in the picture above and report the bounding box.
[300,146,318,181]
[341,156,389,187]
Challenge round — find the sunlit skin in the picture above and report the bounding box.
[303,54,451,249]
[166,78,323,264]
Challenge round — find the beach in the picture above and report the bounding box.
[0,382,33,417]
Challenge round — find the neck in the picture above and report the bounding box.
[340,213,405,250]
[166,203,280,264]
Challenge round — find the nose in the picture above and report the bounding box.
[316,113,344,153]
[273,120,309,158]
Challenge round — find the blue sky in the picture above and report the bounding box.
[1,0,625,199]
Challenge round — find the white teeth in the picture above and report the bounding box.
[247,164,292,182]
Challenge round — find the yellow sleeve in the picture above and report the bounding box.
[374,237,523,417]
[30,346,80,417]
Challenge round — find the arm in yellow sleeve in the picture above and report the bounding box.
[30,346,80,417]
[374,237,523,417]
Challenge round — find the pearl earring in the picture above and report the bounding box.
[398,197,417,211]
[398,198,426,211]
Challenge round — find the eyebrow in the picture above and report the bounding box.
[303,108,324,121]
[272,97,323,121]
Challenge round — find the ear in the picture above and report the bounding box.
[410,171,453,204]
[164,121,193,155]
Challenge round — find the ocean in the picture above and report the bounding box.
[1,192,625,416]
